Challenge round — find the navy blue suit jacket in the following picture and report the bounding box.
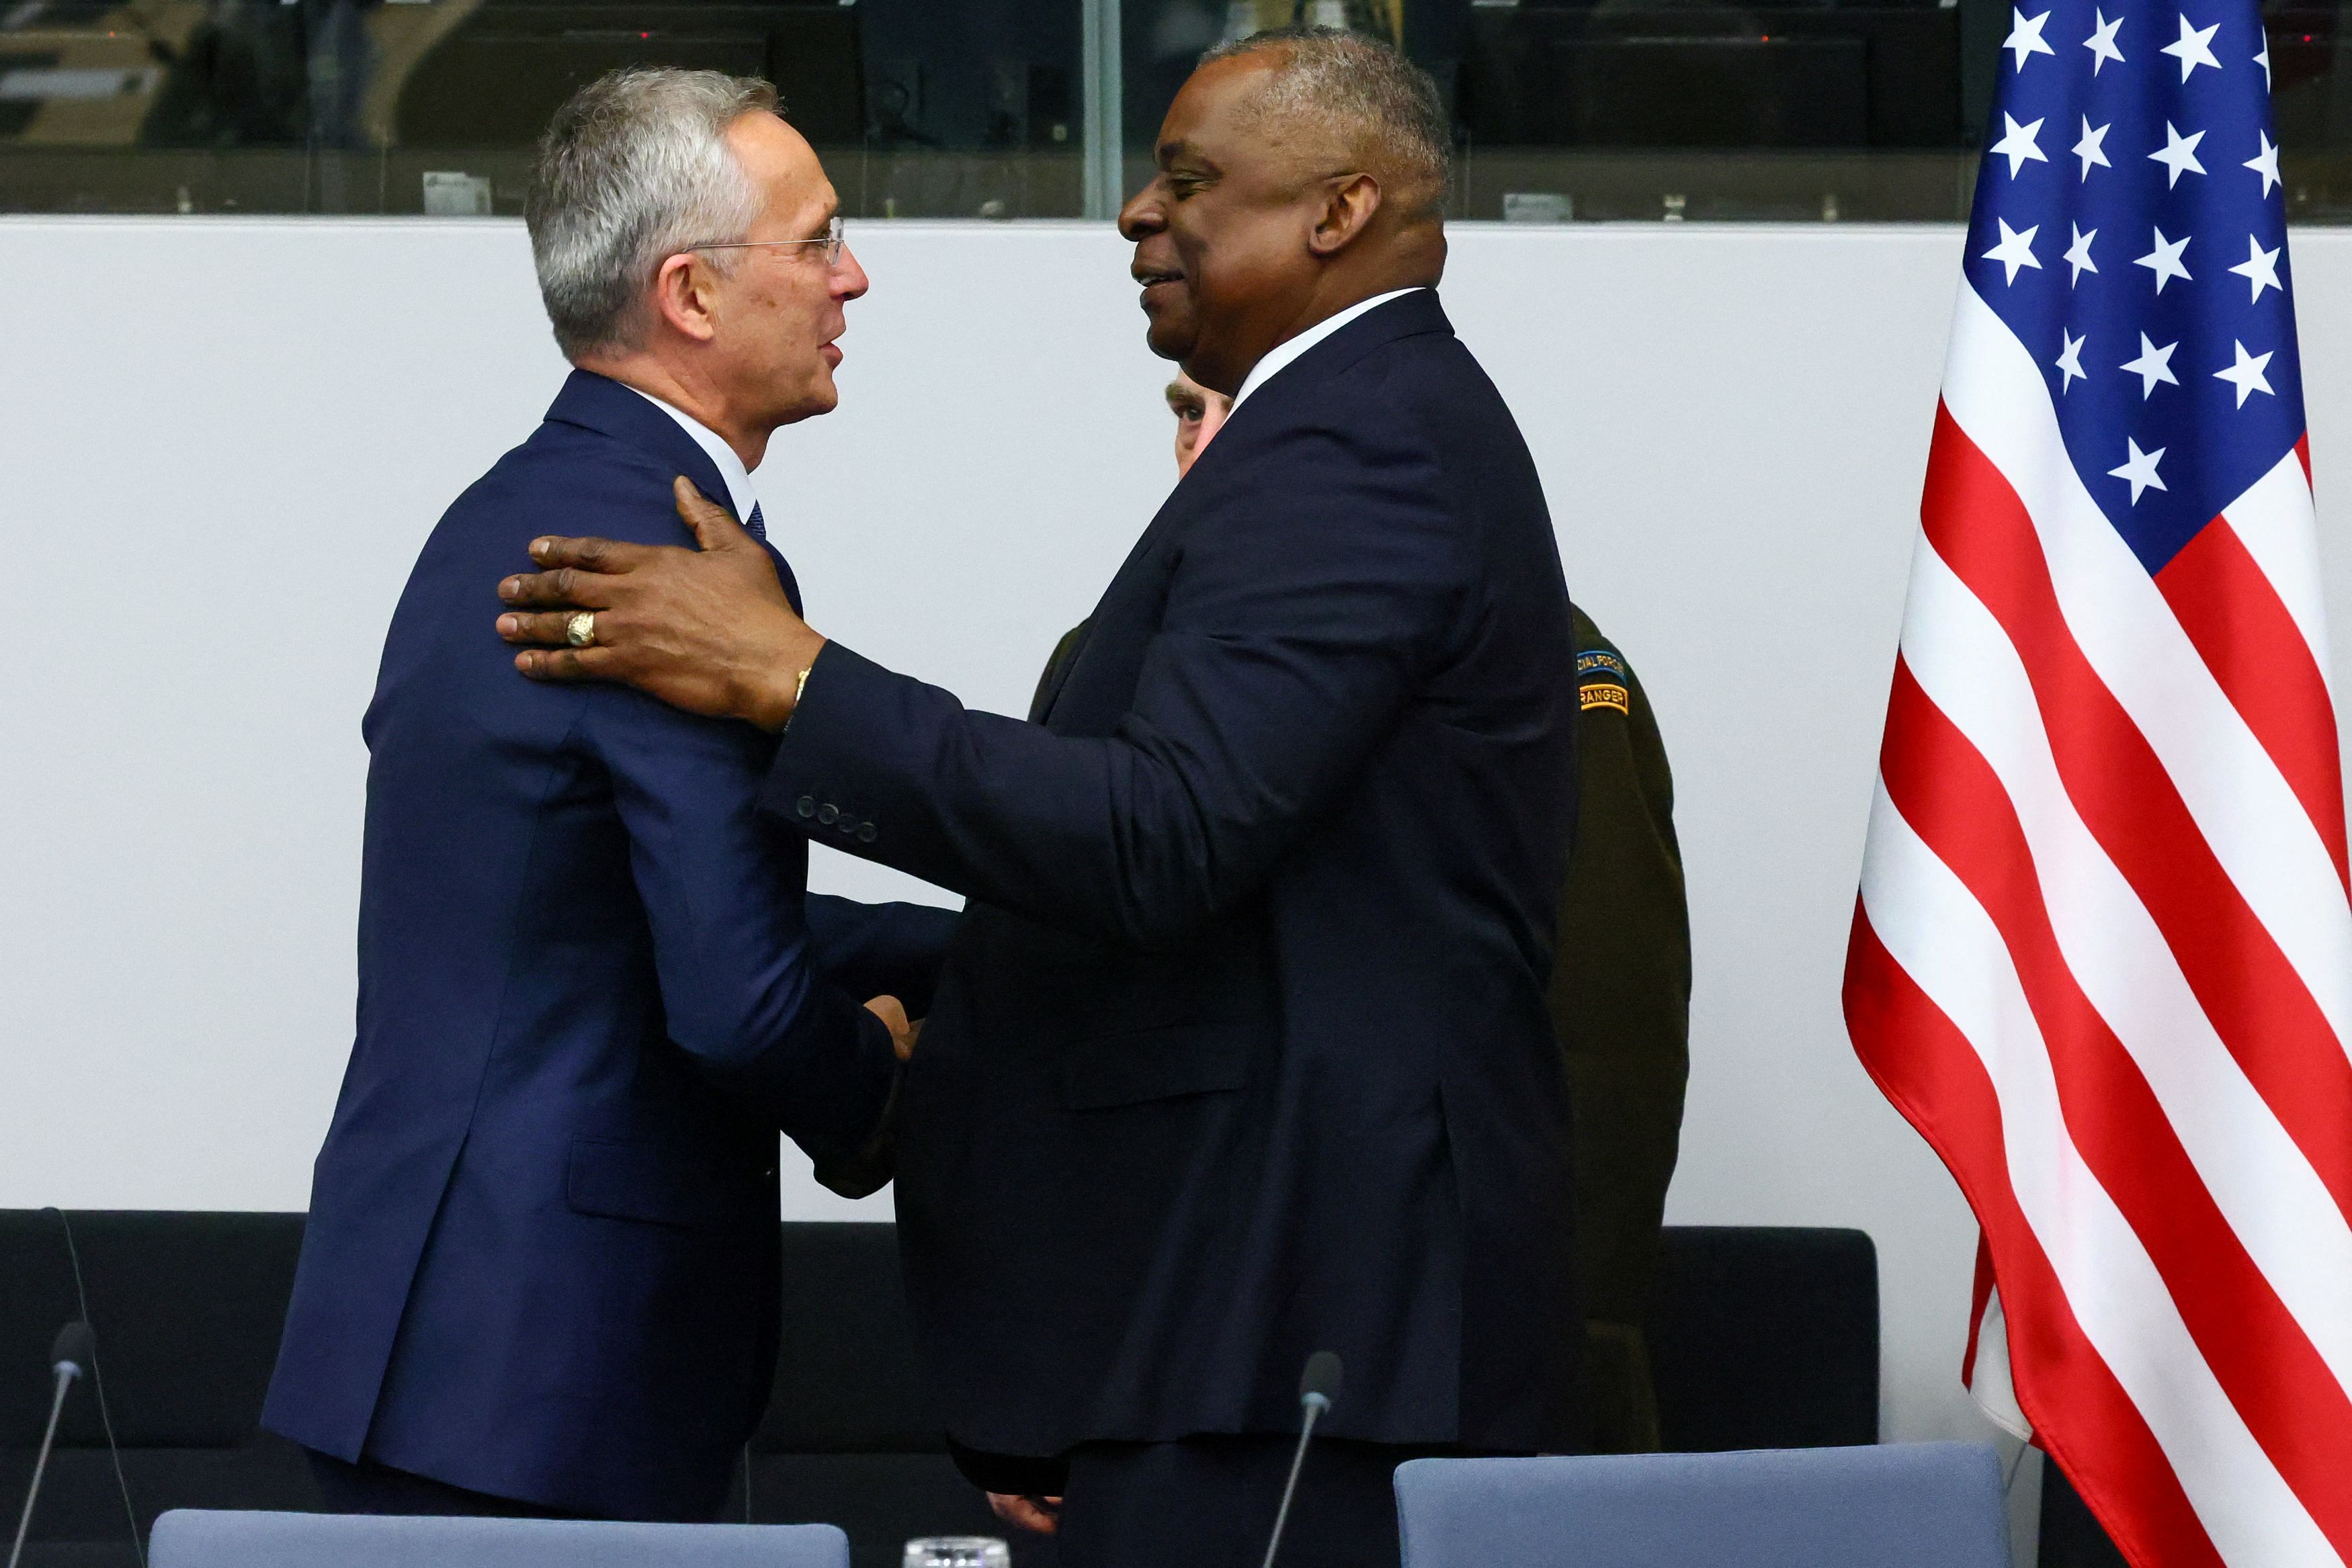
[766,292,1582,1465]
[262,371,955,1521]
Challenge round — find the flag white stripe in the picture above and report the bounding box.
[1900,535,2352,1395]
[2220,450,2333,690]
[1859,786,2335,1568]
[1967,1282,2032,1440]
[1940,282,2352,1063]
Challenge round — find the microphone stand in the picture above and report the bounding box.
[1261,1352,1344,1568]
[1259,1389,1331,1568]
[9,1328,91,1568]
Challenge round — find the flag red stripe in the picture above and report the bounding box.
[1845,909,2224,1568]
[1921,406,2352,1220]
[1962,1236,1994,1390]
[1881,658,2352,1542]
[2155,516,2348,891]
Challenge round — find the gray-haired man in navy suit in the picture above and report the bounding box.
[495,31,1581,1568]
[263,69,956,1524]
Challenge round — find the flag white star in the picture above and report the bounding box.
[1982,218,2043,284]
[2148,122,2208,187]
[2120,333,2181,398]
[2064,223,2099,284]
[2074,117,2112,179]
[1992,113,2050,178]
[2056,330,2089,392]
[2084,9,2126,71]
[2228,233,2283,300]
[2135,227,2193,292]
[2214,339,2275,406]
[2109,439,2169,504]
[2246,131,2281,196]
[2162,13,2222,80]
[2256,40,2271,88]
[2005,6,2056,70]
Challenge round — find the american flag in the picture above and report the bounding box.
[1841,1,2352,1562]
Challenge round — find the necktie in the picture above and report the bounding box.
[745,502,767,542]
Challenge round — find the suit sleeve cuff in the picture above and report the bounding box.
[761,642,934,857]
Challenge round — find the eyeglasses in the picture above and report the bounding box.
[680,216,845,267]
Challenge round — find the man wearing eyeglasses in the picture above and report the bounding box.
[259,68,952,1524]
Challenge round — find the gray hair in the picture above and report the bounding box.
[526,67,778,359]
[1199,26,1450,216]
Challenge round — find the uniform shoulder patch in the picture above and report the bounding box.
[1576,650,1628,681]
[1577,648,1631,714]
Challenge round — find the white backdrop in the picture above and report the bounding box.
[5,218,2351,1540]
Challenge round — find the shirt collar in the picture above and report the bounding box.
[1228,287,1429,411]
[625,386,759,525]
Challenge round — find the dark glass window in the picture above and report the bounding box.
[1,0,2346,218]
[0,0,1087,213]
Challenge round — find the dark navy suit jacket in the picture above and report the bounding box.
[262,371,955,1521]
[764,292,1583,1469]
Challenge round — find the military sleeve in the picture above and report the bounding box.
[1550,608,1693,1452]
[1028,621,1091,724]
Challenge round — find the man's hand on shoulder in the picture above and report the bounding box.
[496,476,825,731]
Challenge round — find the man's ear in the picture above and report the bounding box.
[649,252,720,343]
[1308,173,1383,257]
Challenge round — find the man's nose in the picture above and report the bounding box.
[833,244,870,302]
[1118,183,1165,241]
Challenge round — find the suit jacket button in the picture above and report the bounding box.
[796,796,816,818]
[857,822,878,843]
[817,803,839,824]
[837,816,858,835]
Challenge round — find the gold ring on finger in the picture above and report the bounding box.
[566,610,597,648]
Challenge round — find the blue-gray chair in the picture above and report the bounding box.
[1394,1443,2010,1568]
[148,1510,851,1568]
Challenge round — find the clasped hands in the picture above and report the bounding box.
[862,996,920,1063]
[495,476,825,732]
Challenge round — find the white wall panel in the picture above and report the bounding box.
[5,218,2349,1503]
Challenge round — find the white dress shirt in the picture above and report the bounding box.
[1228,286,1429,410]
[626,385,760,526]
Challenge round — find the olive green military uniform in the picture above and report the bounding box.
[1554,607,1691,1453]
[1025,608,1689,1455]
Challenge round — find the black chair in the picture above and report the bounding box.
[1649,1225,1880,1451]
[0,1211,317,1568]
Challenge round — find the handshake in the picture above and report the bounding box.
[863,994,921,1062]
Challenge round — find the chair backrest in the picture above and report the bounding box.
[1394,1444,2009,1568]
[1648,1226,1879,1450]
[149,1510,851,1568]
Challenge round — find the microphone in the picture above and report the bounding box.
[8,1323,96,1568]
[1259,1352,1344,1568]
